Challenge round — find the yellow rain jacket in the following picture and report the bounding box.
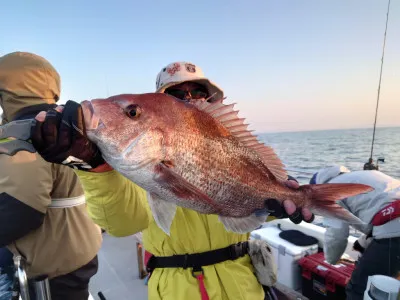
[76,169,274,300]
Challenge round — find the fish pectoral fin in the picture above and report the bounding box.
[153,163,216,205]
[218,214,266,234]
[147,192,177,236]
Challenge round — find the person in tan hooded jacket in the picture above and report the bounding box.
[0,51,102,300]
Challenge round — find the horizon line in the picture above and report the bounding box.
[255,125,400,135]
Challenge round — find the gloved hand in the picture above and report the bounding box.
[352,240,365,254]
[352,234,373,254]
[31,100,111,172]
[265,176,315,224]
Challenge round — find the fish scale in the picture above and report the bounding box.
[169,134,269,214]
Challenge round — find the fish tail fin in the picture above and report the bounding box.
[301,183,374,224]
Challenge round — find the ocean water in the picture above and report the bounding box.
[259,126,400,235]
[259,127,400,184]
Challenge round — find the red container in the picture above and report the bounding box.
[298,252,356,300]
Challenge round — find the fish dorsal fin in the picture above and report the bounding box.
[192,100,287,181]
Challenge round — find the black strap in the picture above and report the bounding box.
[146,241,249,272]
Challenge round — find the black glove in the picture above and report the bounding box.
[264,175,315,224]
[352,240,365,254]
[30,100,105,171]
[352,234,372,254]
[264,199,315,224]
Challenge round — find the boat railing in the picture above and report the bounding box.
[12,256,52,300]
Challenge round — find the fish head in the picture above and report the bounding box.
[80,93,189,170]
[81,93,177,167]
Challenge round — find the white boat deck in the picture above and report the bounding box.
[89,233,148,300]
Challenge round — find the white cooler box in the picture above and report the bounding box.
[250,225,318,291]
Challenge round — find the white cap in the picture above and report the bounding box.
[311,165,351,184]
[155,62,224,101]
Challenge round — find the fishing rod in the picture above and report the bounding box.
[368,0,391,162]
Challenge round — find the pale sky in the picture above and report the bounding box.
[1,0,399,133]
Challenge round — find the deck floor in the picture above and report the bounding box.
[89,233,148,300]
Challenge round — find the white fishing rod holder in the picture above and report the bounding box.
[13,255,52,300]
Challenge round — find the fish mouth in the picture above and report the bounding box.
[81,100,104,131]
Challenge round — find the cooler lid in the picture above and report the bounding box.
[250,226,318,256]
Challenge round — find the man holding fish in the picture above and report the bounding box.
[29,61,373,300]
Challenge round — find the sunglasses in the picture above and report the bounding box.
[165,88,209,101]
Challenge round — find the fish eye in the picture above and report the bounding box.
[124,104,141,119]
